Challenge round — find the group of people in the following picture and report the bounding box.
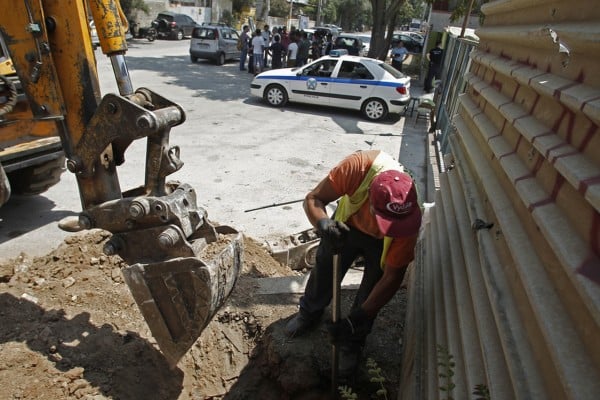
[239,25,335,74]
[240,24,444,93]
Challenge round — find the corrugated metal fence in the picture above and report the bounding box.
[400,1,600,399]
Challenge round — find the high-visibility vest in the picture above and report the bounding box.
[334,152,403,268]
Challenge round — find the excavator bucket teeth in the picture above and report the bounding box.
[121,228,243,367]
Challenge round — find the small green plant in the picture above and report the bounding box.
[473,384,491,400]
[338,358,388,399]
[338,385,358,400]
[437,345,456,400]
[366,358,388,399]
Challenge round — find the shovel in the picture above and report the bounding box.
[331,252,341,397]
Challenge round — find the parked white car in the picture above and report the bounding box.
[250,54,411,121]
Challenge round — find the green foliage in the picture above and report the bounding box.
[232,0,253,14]
[119,0,149,18]
[473,384,491,400]
[448,0,490,25]
[338,385,358,400]
[338,358,388,400]
[270,0,292,18]
[221,9,234,26]
[397,0,424,27]
[366,358,388,399]
[437,345,456,400]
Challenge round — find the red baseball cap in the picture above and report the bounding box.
[369,170,422,237]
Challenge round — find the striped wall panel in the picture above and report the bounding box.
[400,1,600,399]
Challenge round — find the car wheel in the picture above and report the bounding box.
[362,98,388,121]
[176,30,184,40]
[191,55,198,63]
[264,84,288,107]
[216,52,225,65]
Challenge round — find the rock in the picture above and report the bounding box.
[62,276,76,288]
[64,367,85,380]
[20,292,38,304]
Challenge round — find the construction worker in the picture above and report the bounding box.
[284,149,422,376]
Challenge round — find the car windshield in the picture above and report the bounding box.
[157,14,174,22]
[193,28,215,39]
[357,35,371,44]
[379,62,405,79]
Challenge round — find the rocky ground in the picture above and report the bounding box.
[0,229,406,400]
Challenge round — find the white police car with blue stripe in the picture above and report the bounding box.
[250,54,411,121]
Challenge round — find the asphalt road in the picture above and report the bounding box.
[0,38,429,262]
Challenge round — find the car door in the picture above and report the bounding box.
[181,15,196,37]
[223,28,240,58]
[329,60,376,110]
[287,59,336,105]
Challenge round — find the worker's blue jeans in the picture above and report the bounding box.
[299,225,384,343]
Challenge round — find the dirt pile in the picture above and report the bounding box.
[0,230,405,399]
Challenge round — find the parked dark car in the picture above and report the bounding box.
[333,34,365,56]
[391,32,423,53]
[152,11,200,40]
[313,26,341,39]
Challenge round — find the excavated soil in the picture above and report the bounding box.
[0,229,406,400]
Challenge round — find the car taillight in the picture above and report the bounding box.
[214,30,219,39]
[170,22,177,27]
[396,86,407,95]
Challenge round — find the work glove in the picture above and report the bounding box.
[328,307,370,344]
[316,218,350,252]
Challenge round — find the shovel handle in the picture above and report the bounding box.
[331,253,341,397]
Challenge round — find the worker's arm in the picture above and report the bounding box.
[303,176,340,227]
[360,265,408,318]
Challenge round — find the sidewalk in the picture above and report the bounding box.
[397,78,436,204]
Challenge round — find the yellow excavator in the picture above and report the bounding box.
[0,0,243,367]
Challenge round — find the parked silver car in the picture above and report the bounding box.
[189,25,241,65]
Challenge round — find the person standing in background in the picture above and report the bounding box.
[391,41,408,72]
[287,32,299,67]
[239,25,250,71]
[424,40,444,92]
[269,35,284,69]
[281,27,290,65]
[296,31,311,67]
[262,25,271,68]
[251,29,265,75]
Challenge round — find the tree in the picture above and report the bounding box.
[368,0,404,60]
[366,0,424,60]
[233,0,254,14]
[119,0,149,19]
[269,0,291,18]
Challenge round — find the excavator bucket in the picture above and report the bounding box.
[76,183,244,367]
[121,226,243,367]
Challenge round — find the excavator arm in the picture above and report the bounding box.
[0,0,243,367]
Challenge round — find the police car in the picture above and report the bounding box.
[250,53,411,121]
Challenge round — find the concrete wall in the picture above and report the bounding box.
[401,0,600,399]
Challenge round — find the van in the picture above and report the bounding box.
[189,25,241,65]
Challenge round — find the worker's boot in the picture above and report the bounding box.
[284,309,321,338]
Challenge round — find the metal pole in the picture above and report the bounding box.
[331,253,341,397]
[288,0,293,31]
[460,0,476,38]
[243,198,304,212]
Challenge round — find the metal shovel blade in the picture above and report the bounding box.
[122,228,243,367]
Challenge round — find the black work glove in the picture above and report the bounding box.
[328,308,370,344]
[316,218,350,252]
